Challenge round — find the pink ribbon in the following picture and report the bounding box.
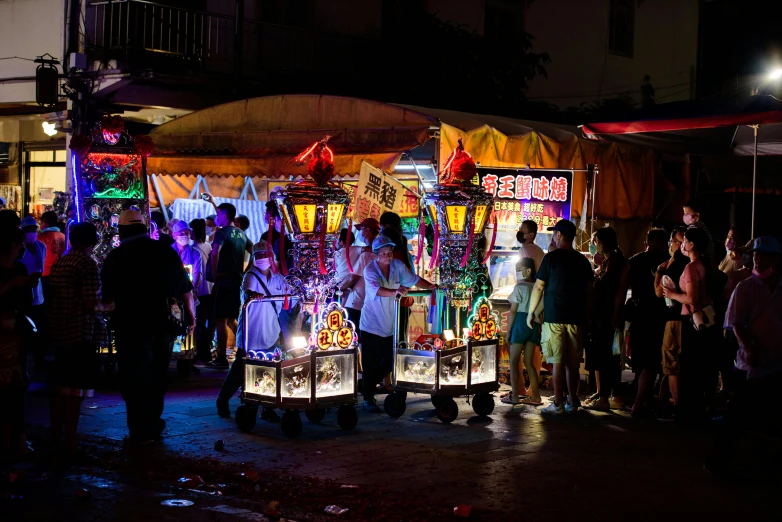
[416,218,425,265]
[428,218,440,270]
[460,214,473,268]
[279,225,288,276]
[482,213,497,265]
[345,218,354,274]
[266,221,279,274]
[318,213,327,275]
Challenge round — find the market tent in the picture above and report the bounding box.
[581,94,782,235]
[148,95,436,205]
[148,95,657,222]
[401,105,656,221]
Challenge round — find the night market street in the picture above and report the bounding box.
[5,366,778,522]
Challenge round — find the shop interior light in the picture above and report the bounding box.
[42,121,58,136]
[291,336,308,349]
[769,68,782,81]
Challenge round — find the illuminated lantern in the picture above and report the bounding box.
[423,139,494,308]
[275,137,349,309]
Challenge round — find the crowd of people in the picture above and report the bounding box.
[0,194,779,475]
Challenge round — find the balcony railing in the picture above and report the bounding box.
[86,0,327,76]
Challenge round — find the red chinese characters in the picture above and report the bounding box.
[515,175,532,200]
[481,174,498,197]
[497,175,515,198]
[531,177,550,201]
[549,176,569,202]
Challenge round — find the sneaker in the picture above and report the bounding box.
[363,400,382,413]
[216,398,230,418]
[260,408,281,423]
[565,397,581,413]
[541,401,565,415]
[585,399,610,411]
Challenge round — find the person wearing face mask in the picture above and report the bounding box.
[190,219,215,367]
[216,240,291,422]
[170,220,205,375]
[341,218,380,336]
[718,227,743,276]
[515,220,545,281]
[682,200,715,268]
[706,236,782,475]
[661,227,718,422]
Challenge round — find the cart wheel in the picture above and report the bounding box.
[383,392,407,418]
[281,410,303,438]
[435,397,459,424]
[235,404,258,432]
[472,393,495,416]
[176,359,191,377]
[304,408,326,424]
[431,396,441,408]
[337,405,358,431]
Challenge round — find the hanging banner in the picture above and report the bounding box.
[476,168,573,235]
[350,161,418,221]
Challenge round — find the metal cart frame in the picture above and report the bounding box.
[235,296,359,438]
[383,290,500,423]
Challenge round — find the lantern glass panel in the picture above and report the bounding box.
[445,205,467,233]
[280,205,294,234]
[326,204,344,234]
[293,204,317,233]
[474,205,488,233]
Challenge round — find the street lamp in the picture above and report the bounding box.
[768,68,782,81]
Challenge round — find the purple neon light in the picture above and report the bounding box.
[71,151,81,222]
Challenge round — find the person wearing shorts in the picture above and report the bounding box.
[504,258,542,406]
[527,220,593,414]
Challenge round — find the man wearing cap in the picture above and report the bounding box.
[101,209,196,445]
[527,219,593,414]
[709,236,782,474]
[360,235,434,412]
[341,218,380,337]
[216,240,292,421]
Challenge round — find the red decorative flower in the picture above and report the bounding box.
[439,139,477,184]
[133,135,156,157]
[290,136,336,185]
[69,134,93,158]
[100,114,125,135]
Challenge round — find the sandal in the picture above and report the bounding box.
[520,397,543,406]
[501,396,522,405]
[586,392,600,403]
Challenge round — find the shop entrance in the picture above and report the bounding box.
[24,149,66,217]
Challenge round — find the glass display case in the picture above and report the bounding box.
[237,300,359,438]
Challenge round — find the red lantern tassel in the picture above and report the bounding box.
[482,213,497,265]
[318,212,328,275]
[428,219,439,270]
[279,226,288,275]
[416,218,425,265]
[283,293,290,311]
[460,215,473,268]
[345,218,354,274]
[266,221,279,274]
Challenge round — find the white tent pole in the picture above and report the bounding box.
[752,125,758,238]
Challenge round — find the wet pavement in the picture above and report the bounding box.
[8,366,781,521]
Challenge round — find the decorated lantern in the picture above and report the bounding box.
[423,139,494,308]
[274,137,349,308]
[70,115,155,263]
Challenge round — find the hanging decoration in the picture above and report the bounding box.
[275,136,349,310]
[133,135,156,157]
[423,140,493,309]
[69,134,93,159]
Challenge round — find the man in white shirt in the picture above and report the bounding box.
[515,220,545,280]
[334,226,370,300]
[216,240,291,421]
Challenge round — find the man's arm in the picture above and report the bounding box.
[340,274,360,291]
[526,279,545,328]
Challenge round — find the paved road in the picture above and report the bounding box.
[10,367,781,521]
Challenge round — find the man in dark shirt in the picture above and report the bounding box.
[627,228,670,416]
[527,219,593,414]
[209,202,252,368]
[102,210,195,445]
